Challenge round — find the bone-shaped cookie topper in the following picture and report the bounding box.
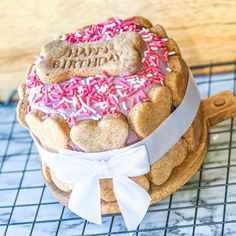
[36,32,144,84]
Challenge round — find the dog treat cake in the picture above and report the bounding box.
[17,16,203,204]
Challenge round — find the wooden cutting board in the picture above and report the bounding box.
[0,0,235,101]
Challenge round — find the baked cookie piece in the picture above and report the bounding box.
[18,83,26,99]
[184,106,203,151]
[25,110,71,150]
[128,85,172,138]
[149,139,188,185]
[100,176,150,202]
[150,24,167,38]
[70,114,129,152]
[17,71,29,127]
[17,98,28,128]
[165,56,189,107]
[132,16,153,28]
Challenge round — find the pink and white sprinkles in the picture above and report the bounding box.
[26,17,170,125]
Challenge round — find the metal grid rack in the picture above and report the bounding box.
[0,61,236,236]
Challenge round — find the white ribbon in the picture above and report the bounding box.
[32,70,200,232]
[36,143,151,228]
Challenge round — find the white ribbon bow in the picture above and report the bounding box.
[36,143,151,230]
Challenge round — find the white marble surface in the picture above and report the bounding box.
[0,70,236,235]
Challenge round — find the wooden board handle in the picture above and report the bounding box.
[202,91,236,127]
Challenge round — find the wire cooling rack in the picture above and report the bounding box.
[0,61,236,236]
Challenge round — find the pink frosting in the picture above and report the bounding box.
[26,17,170,126]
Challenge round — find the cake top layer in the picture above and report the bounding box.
[26,17,170,125]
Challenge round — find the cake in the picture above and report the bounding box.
[17,16,203,205]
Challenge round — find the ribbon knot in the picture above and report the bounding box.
[94,160,111,179]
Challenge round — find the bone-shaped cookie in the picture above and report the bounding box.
[149,139,187,186]
[36,32,144,83]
